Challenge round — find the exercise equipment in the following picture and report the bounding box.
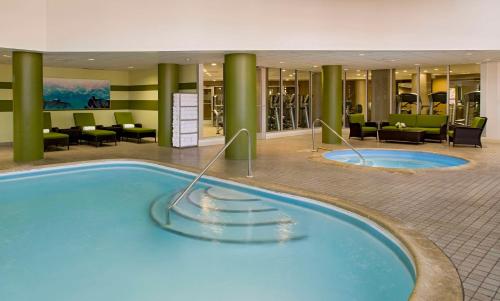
[429,91,447,115]
[396,93,418,114]
[282,94,296,130]
[298,95,311,128]
[267,94,281,131]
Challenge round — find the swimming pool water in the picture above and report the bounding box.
[0,161,415,301]
[324,149,469,169]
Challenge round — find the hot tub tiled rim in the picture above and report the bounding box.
[313,147,475,174]
[0,158,464,301]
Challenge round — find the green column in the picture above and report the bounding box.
[321,65,343,144]
[224,53,257,159]
[157,63,178,147]
[13,52,43,162]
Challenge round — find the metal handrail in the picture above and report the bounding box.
[165,128,253,224]
[311,118,366,166]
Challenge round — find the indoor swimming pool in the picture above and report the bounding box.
[0,161,415,301]
[323,149,469,169]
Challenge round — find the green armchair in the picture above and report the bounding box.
[347,113,378,140]
[114,112,156,143]
[73,113,117,147]
[43,112,69,150]
[449,117,487,148]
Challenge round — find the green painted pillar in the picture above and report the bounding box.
[157,63,178,147]
[224,53,257,160]
[13,52,43,162]
[321,65,343,144]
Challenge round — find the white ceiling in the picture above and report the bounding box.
[0,50,499,72]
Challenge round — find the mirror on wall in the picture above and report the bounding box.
[345,70,367,117]
[282,69,296,130]
[266,68,281,132]
[395,68,417,114]
[202,64,224,138]
[297,71,311,128]
[449,64,480,125]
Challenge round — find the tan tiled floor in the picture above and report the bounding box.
[1,135,499,301]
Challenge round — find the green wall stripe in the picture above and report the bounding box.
[178,82,197,90]
[110,99,130,110]
[0,100,12,112]
[1,82,196,91]
[0,82,12,89]
[129,100,158,111]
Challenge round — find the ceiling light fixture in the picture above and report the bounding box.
[356,74,361,76]
[423,70,428,73]
[313,65,318,68]
[343,68,348,71]
[279,61,285,64]
[2,54,11,58]
[465,52,473,56]
[449,70,453,73]
[395,71,399,74]
[282,69,286,72]
[359,53,365,56]
[185,58,191,62]
[128,66,134,69]
[414,63,420,66]
[88,58,95,61]
[403,70,408,72]
[211,63,217,66]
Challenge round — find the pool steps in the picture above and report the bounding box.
[150,187,307,243]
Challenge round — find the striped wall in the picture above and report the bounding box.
[0,64,198,143]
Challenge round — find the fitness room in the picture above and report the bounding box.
[343,63,481,126]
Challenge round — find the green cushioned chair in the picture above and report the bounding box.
[449,117,487,148]
[114,112,156,143]
[43,112,69,150]
[73,113,117,147]
[347,113,378,140]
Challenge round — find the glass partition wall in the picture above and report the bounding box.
[266,68,313,132]
[202,64,224,137]
[449,64,480,125]
[344,63,480,126]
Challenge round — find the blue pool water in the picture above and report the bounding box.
[0,161,415,300]
[324,149,469,169]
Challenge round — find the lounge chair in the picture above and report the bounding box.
[449,117,487,148]
[43,112,69,150]
[73,113,117,147]
[114,112,156,143]
[347,113,378,140]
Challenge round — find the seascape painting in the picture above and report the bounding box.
[43,78,110,110]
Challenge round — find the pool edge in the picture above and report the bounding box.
[0,158,464,301]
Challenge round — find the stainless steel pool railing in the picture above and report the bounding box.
[164,128,254,224]
[311,118,366,166]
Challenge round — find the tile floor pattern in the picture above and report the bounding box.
[1,134,499,301]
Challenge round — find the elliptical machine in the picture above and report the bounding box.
[267,94,281,131]
[282,94,296,130]
[298,94,310,128]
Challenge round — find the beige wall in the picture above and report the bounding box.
[42,0,500,52]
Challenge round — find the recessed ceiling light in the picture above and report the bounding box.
[476,62,481,64]
[433,68,439,71]
[356,74,361,76]
[288,74,293,77]
[212,79,216,82]
[313,65,318,68]
[343,68,348,71]
[282,69,286,72]
[449,70,453,73]
[359,53,365,56]
[395,71,399,74]
[203,68,207,72]
[279,61,285,64]
[414,63,420,66]
[390,59,398,62]
[211,63,217,66]
[484,58,491,61]
[465,52,473,56]
[2,54,11,58]
[128,66,134,69]
[403,70,407,72]
[185,58,191,62]
[423,70,428,73]
[88,58,95,61]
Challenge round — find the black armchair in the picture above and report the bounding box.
[449,117,487,148]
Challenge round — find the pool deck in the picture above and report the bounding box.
[1,134,499,301]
